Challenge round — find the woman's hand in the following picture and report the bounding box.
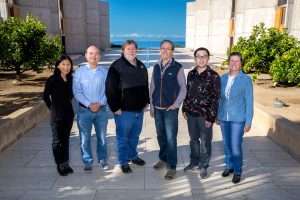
[244,125,251,133]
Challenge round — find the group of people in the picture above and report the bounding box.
[43,39,253,184]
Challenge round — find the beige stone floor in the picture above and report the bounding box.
[0,48,299,199]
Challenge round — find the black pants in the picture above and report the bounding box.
[50,120,73,164]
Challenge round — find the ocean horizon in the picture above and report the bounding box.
[111,40,185,48]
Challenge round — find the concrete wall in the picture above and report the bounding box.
[253,103,300,162]
[99,1,110,50]
[194,0,209,49]
[208,0,232,54]
[18,0,53,33]
[0,102,49,152]
[235,0,277,40]
[0,0,9,20]
[185,2,196,48]
[288,0,300,40]
[0,0,110,54]
[63,0,87,54]
[186,0,300,54]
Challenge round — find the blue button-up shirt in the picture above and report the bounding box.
[73,64,108,107]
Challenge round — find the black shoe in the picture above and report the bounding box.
[232,174,241,184]
[221,168,234,177]
[131,157,145,166]
[120,164,132,174]
[57,164,68,176]
[64,162,74,174]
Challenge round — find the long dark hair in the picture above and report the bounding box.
[53,54,73,79]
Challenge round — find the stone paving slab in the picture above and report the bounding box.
[1,48,300,199]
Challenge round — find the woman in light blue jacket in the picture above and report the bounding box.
[217,52,253,184]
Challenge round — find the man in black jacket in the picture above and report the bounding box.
[105,40,150,174]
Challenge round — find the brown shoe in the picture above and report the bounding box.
[153,160,166,170]
[165,169,176,180]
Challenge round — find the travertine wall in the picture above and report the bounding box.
[1,0,110,54]
[99,1,110,50]
[186,0,300,54]
[208,0,232,54]
[63,0,87,53]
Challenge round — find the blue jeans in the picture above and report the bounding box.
[114,110,144,165]
[220,121,245,175]
[77,105,108,165]
[187,114,212,169]
[154,108,178,169]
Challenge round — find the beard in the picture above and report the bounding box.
[124,55,136,62]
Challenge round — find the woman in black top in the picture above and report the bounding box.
[43,55,74,176]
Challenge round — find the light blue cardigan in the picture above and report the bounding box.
[217,71,254,126]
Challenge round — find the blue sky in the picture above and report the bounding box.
[108,0,194,41]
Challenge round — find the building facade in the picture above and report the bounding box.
[186,0,300,54]
[0,0,110,54]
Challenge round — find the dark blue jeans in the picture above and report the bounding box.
[220,121,245,175]
[187,114,212,169]
[154,108,178,169]
[114,110,144,165]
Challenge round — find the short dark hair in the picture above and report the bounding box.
[160,39,175,51]
[228,52,243,65]
[54,54,73,78]
[121,40,138,55]
[194,47,210,57]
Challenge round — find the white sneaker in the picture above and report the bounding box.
[99,160,109,170]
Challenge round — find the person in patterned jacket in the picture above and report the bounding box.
[182,47,221,179]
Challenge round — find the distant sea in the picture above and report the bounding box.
[111,40,185,48]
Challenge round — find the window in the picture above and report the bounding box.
[275,6,286,31]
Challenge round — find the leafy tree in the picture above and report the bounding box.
[0,15,63,80]
[224,23,300,85]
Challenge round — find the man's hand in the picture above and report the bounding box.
[150,111,154,118]
[166,105,177,111]
[182,112,187,120]
[114,109,122,115]
[205,120,212,128]
[89,103,101,112]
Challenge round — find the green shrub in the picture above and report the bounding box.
[229,23,299,74]
[270,47,300,86]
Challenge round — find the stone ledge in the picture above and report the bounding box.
[0,101,49,151]
[253,102,300,161]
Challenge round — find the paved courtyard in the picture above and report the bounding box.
[0,49,300,199]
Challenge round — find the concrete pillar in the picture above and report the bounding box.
[18,0,52,33]
[288,0,300,40]
[63,0,87,54]
[185,1,196,48]
[194,0,209,49]
[208,0,232,54]
[99,1,110,50]
[86,0,101,49]
[0,0,9,20]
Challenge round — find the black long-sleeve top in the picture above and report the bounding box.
[182,66,221,123]
[105,56,150,113]
[43,75,74,121]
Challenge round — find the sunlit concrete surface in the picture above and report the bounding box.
[0,48,299,200]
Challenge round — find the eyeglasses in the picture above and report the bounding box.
[195,55,209,59]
